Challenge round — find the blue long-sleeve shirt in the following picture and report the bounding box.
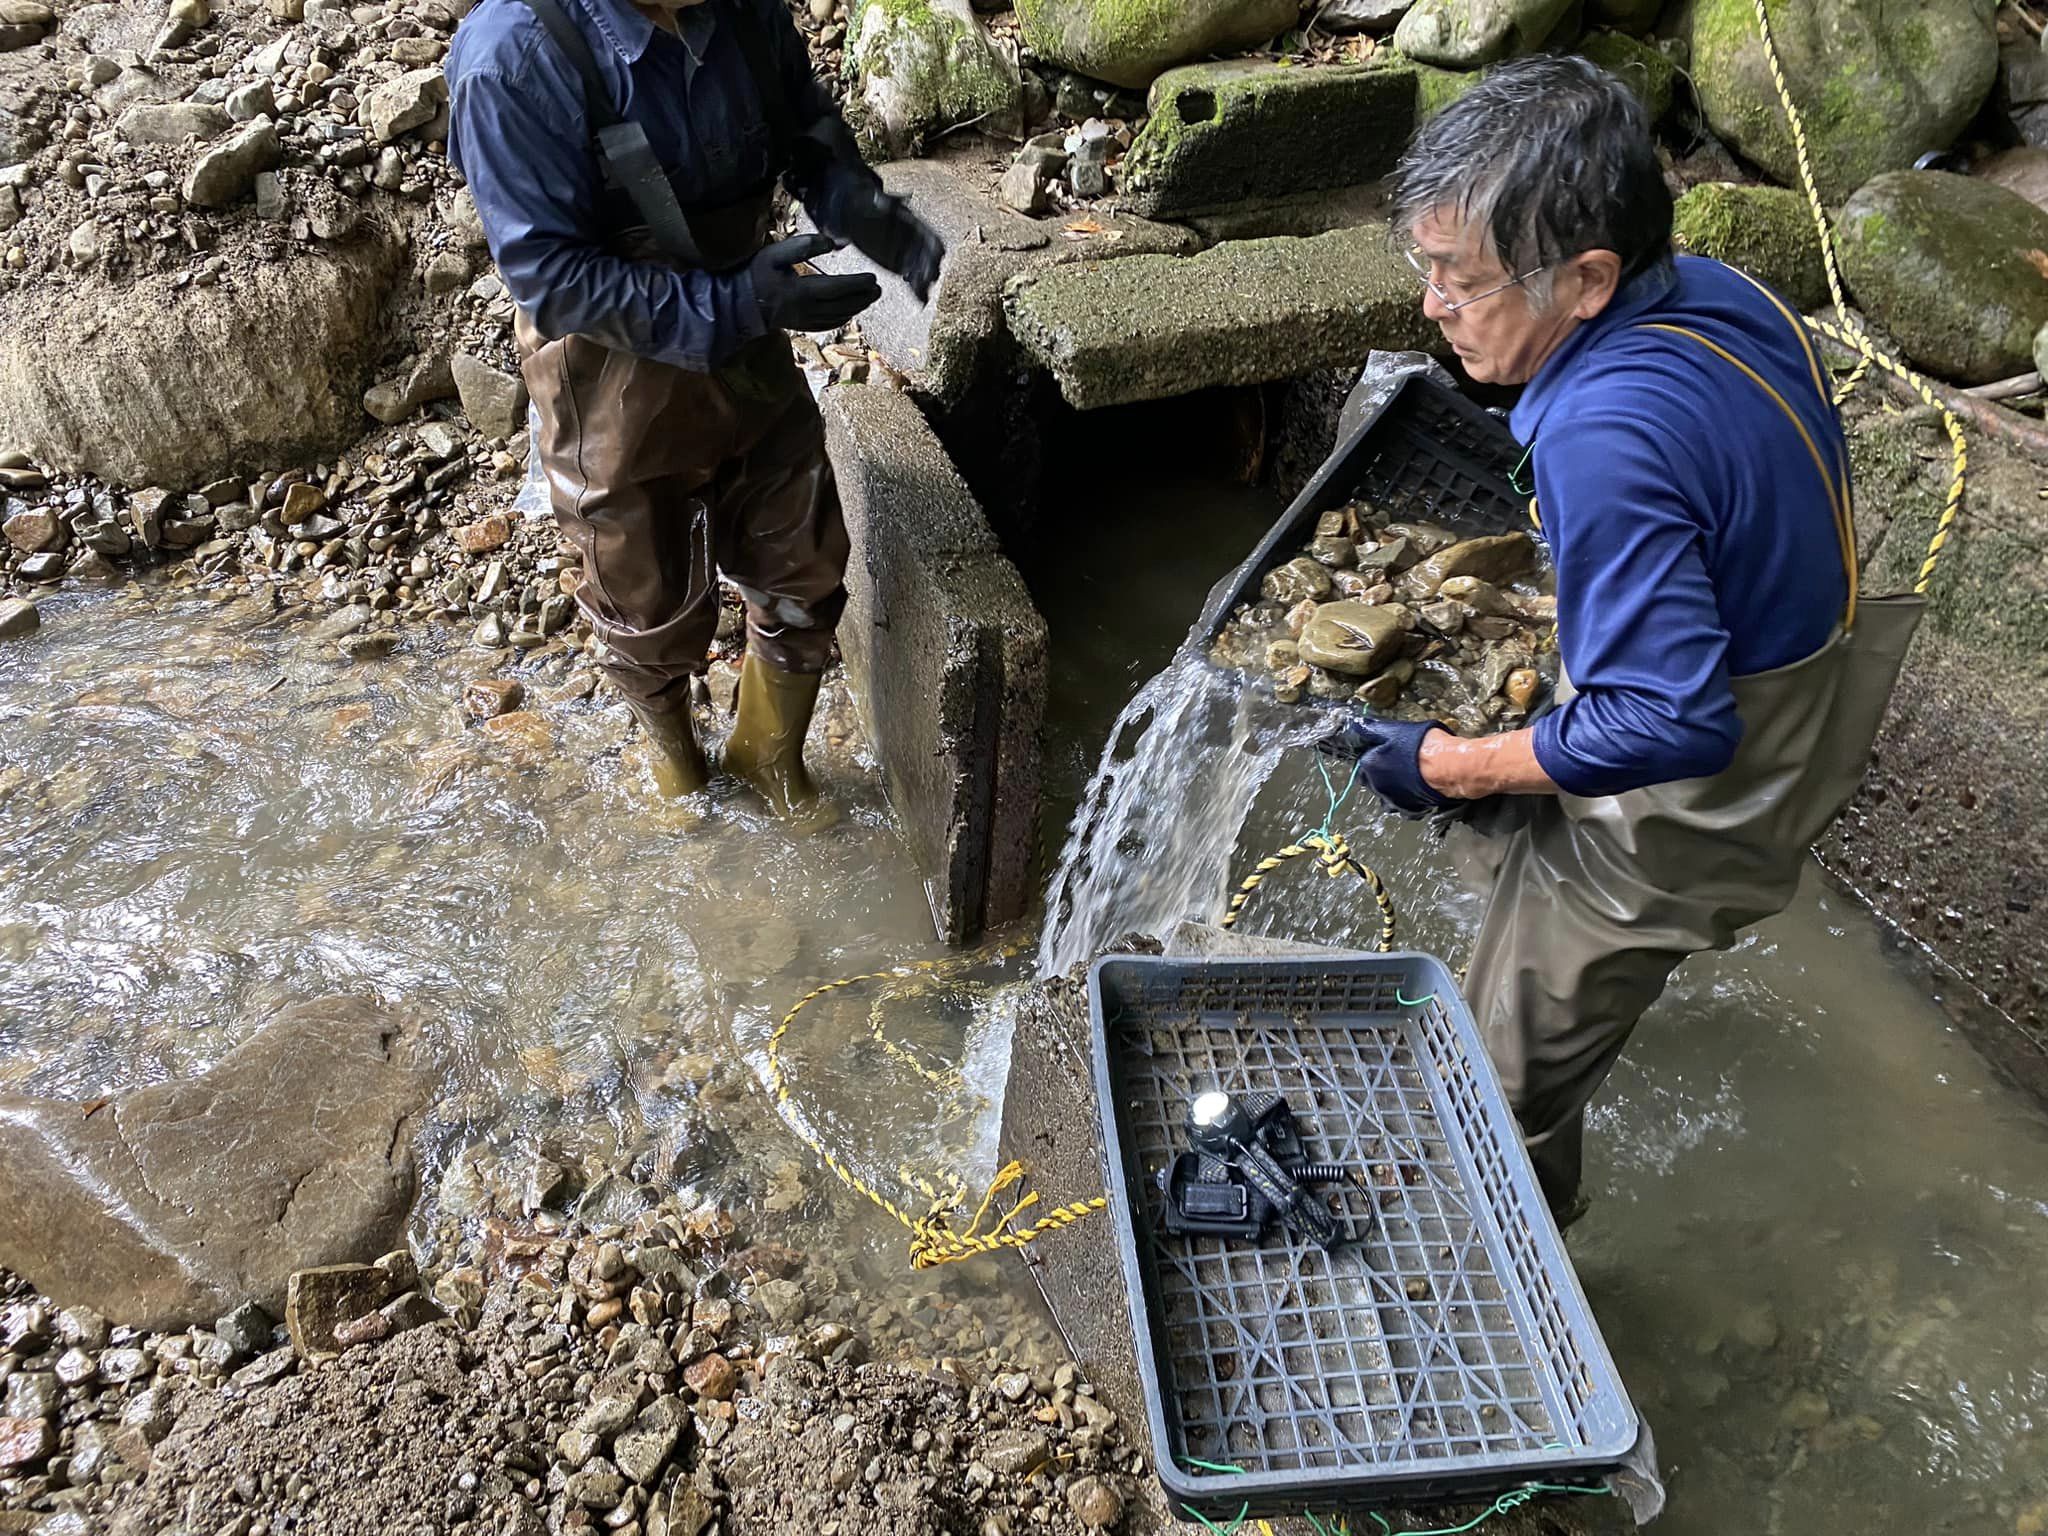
[1512,255,1852,798]
[445,0,836,370]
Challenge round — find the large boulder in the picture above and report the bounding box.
[1672,181,1829,310]
[0,997,438,1330]
[1976,147,2048,218]
[1835,170,2048,385]
[1014,0,1301,90]
[1393,0,1575,68]
[1577,29,1676,120]
[1684,0,1998,204]
[848,0,1024,153]
[0,221,402,488]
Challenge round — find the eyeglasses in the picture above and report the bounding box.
[1403,244,1548,313]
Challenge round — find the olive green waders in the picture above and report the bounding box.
[1457,312,1925,1218]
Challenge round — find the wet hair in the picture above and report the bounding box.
[1391,55,1673,309]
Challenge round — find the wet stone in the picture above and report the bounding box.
[1260,556,1332,605]
[981,1428,1051,1476]
[54,1347,98,1387]
[97,1346,150,1384]
[3,1373,56,1420]
[682,1353,736,1402]
[0,1415,54,1469]
[214,1301,274,1358]
[613,1395,686,1484]
[1297,600,1409,677]
[1066,1474,1124,1529]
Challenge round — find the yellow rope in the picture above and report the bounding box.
[1219,831,1398,951]
[1748,0,1964,596]
[765,938,1106,1270]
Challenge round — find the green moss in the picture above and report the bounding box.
[848,0,1019,142]
[1411,59,1481,120]
[1576,29,1675,120]
[1671,182,1828,309]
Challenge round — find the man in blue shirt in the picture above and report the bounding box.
[446,0,941,823]
[1330,57,1921,1223]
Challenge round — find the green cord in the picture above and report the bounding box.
[1182,1502,1251,1535]
[1306,754,1365,847]
[1184,1459,1248,1475]
[1395,990,1436,1008]
[1365,1481,1612,1536]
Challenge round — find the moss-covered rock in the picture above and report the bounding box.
[1013,0,1301,91]
[848,0,1023,153]
[1411,58,1483,118]
[1393,0,1576,68]
[1684,0,1997,205]
[1835,170,2048,386]
[1671,181,1828,309]
[1577,29,1675,120]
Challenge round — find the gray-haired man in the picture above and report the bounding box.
[1327,57,1920,1221]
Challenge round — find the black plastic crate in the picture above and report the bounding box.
[1089,953,1637,1516]
[1195,374,1530,711]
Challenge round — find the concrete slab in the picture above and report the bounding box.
[1117,60,1421,221]
[1002,220,1438,410]
[822,385,1047,942]
[805,157,1199,408]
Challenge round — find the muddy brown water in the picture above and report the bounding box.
[4,471,2046,1535]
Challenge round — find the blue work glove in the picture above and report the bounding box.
[1319,715,1450,816]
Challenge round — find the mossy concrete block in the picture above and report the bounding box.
[1412,58,1484,118]
[1577,28,1676,120]
[1836,169,2048,386]
[1116,60,1421,221]
[1003,220,1438,410]
[822,385,1045,941]
[1672,181,1828,310]
[804,158,1198,408]
[1014,0,1300,90]
[1683,0,1997,205]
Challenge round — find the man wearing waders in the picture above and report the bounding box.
[445,0,941,826]
[1328,57,1921,1226]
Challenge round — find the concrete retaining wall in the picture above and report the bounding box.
[822,385,1046,943]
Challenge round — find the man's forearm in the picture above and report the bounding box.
[1417,727,1561,799]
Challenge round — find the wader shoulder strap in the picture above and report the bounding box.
[507,0,706,266]
[1638,320,1859,631]
[720,0,792,174]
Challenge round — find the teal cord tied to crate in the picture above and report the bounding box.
[1183,1459,1612,1536]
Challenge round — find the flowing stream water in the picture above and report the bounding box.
[3,464,2046,1534]
[1021,470,2048,1536]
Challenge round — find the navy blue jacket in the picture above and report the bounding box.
[445,0,836,370]
[1513,256,1853,797]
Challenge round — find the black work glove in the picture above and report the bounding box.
[748,233,881,334]
[1318,715,1450,817]
[790,118,946,301]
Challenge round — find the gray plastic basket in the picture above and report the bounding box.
[1089,953,1637,1516]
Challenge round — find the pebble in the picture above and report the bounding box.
[3,1373,57,1421]
[1781,1388,1832,1432]
[98,1345,151,1383]
[0,1415,53,1470]
[1066,1475,1124,1529]
[54,1347,99,1387]
[995,1372,1033,1403]
[682,1353,737,1402]
[57,1306,109,1349]
[215,1301,276,1358]
[473,612,507,648]
[0,596,39,638]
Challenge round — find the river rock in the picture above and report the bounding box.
[0,597,39,638]
[1412,531,1536,592]
[1395,0,1575,67]
[1297,599,1409,676]
[364,352,458,424]
[287,1263,398,1359]
[2,504,60,552]
[613,1395,687,1484]
[848,0,1022,153]
[363,67,446,141]
[0,1416,53,1470]
[3,1373,55,1420]
[1260,556,1333,604]
[1313,0,1413,33]
[115,101,229,145]
[183,118,281,208]
[1836,170,2048,385]
[1578,29,1675,120]
[0,230,403,488]
[0,997,437,1331]
[1015,0,1299,89]
[1066,1475,1123,1528]
[1672,181,1829,311]
[450,353,526,441]
[1975,146,2048,218]
[1684,0,1997,204]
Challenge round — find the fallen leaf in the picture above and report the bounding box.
[1062,216,1107,236]
[2027,248,2048,279]
[81,1096,112,1118]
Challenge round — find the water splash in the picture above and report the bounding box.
[1037,650,1322,978]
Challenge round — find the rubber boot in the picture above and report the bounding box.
[723,655,838,830]
[628,698,710,798]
